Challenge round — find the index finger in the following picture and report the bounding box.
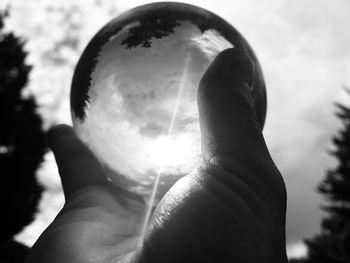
[48,124,107,199]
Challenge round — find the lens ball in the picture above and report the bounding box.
[71,2,266,199]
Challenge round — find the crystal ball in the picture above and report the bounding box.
[71,2,266,198]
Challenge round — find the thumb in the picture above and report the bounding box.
[198,48,268,164]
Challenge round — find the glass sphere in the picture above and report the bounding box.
[71,2,266,199]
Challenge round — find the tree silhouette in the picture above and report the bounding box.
[121,17,181,49]
[0,10,46,262]
[289,92,350,262]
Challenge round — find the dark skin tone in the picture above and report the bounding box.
[25,48,288,263]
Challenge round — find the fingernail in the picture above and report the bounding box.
[228,52,254,90]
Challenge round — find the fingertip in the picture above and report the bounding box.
[48,124,73,138]
[204,48,254,89]
[198,48,256,114]
[47,124,74,149]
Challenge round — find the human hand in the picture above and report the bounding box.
[25,48,287,263]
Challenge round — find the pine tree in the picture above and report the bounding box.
[0,9,46,262]
[289,92,350,262]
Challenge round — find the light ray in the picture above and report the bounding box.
[138,55,192,247]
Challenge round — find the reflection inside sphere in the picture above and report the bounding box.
[71,2,265,199]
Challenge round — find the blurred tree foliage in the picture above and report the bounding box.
[290,92,350,262]
[0,9,46,262]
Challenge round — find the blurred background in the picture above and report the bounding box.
[1,0,350,262]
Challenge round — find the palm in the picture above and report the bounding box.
[26,49,288,263]
[28,185,146,263]
[136,153,286,262]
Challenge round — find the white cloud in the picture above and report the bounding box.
[287,242,308,259]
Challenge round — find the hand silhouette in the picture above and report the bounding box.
[25,48,287,263]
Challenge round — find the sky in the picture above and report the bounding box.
[2,0,350,259]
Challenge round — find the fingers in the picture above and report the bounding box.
[48,124,107,200]
[198,48,268,163]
